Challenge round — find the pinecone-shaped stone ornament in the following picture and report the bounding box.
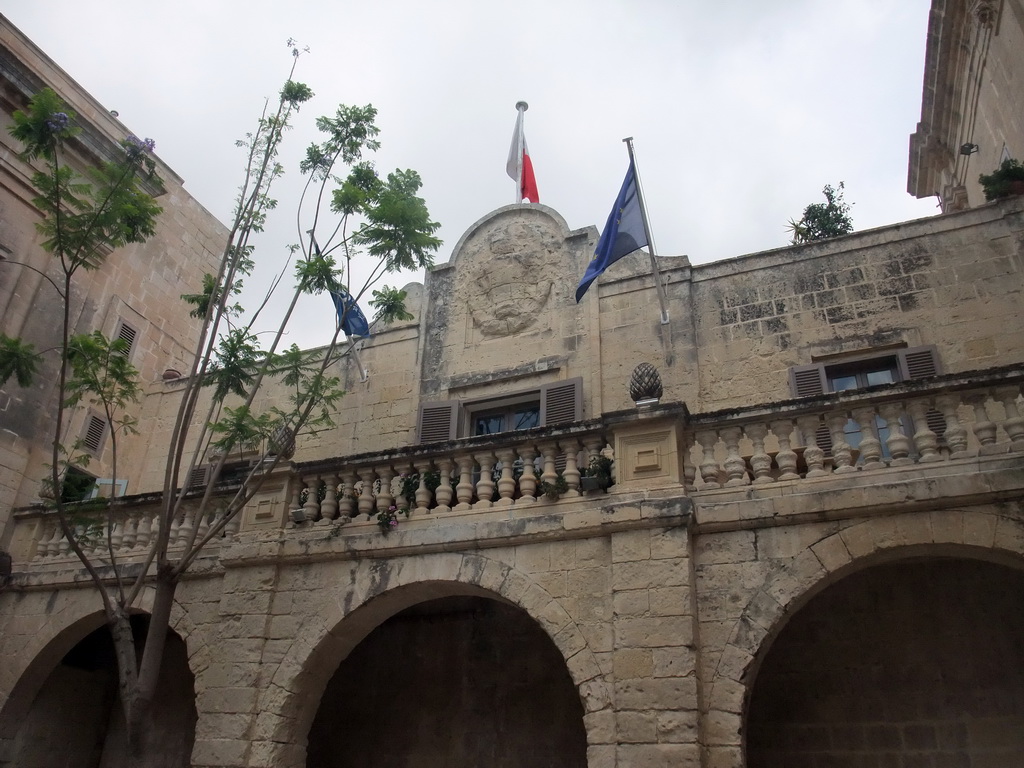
[629,363,663,404]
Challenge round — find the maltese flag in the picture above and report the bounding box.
[506,103,539,203]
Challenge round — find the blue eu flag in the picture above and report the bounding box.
[330,289,371,337]
[576,160,648,302]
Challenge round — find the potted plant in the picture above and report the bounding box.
[979,159,1024,200]
[580,454,614,492]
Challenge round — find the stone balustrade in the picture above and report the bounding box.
[687,368,1024,490]
[8,367,1023,568]
[288,422,614,526]
[12,497,239,565]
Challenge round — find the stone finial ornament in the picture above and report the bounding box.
[269,424,296,460]
[629,363,663,405]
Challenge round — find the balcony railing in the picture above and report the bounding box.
[8,366,1023,568]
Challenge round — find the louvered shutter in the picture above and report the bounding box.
[540,378,582,426]
[188,466,210,490]
[790,364,827,398]
[116,322,137,358]
[897,345,941,380]
[82,415,107,454]
[417,400,459,443]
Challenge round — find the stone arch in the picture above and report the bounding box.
[700,508,1024,762]
[244,551,608,768]
[0,586,207,765]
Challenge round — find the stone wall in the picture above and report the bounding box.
[747,558,1024,768]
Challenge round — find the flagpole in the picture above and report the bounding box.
[514,101,528,204]
[623,137,670,324]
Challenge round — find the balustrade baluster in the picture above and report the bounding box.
[135,514,153,549]
[994,386,1024,449]
[338,470,357,520]
[321,474,339,521]
[770,420,800,481]
[850,407,884,470]
[413,461,435,513]
[303,475,322,522]
[696,431,722,488]
[494,449,516,506]
[562,439,582,497]
[721,427,750,486]
[518,446,538,503]
[879,404,913,466]
[966,394,998,452]
[357,470,376,519]
[452,456,474,510]
[168,515,182,548]
[745,423,774,484]
[796,416,828,478]
[376,466,395,516]
[473,453,494,509]
[175,509,194,547]
[934,395,970,458]
[907,400,942,462]
[109,518,124,553]
[538,443,558,496]
[42,522,61,558]
[435,459,454,512]
[826,412,856,473]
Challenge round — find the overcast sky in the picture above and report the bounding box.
[2,1,939,348]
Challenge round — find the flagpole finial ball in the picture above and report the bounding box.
[629,363,663,406]
[515,101,529,112]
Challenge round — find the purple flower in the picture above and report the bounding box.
[124,134,156,157]
[45,112,69,132]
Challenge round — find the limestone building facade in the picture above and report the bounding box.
[909,0,1024,210]
[0,14,228,529]
[1,3,1024,768]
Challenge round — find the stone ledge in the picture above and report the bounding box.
[691,454,1023,532]
[221,494,693,568]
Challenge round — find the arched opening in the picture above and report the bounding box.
[306,594,587,767]
[4,614,196,768]
[746,557,1024,766]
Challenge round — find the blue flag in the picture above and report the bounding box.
[330,289,370,337]
[576,160,648,302]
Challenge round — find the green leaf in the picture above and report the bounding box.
[0,334,40,387]
[369,285,414,324]
[355,169,441,272]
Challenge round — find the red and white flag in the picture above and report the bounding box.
[506,104,539,203]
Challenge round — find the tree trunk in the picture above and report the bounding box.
[121,568,179,766]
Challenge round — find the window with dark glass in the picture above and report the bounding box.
[789,345,944,457]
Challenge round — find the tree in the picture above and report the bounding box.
[0,44,440,765]
[787,181,854,243]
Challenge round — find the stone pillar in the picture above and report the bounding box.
[609,526,700,766]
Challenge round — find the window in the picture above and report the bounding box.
[790,345,944,456]
[61,467,97,503]
[417,378,582,443]
[789,346,941,398]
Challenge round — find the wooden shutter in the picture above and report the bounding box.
[790,364,827,398]
[82,415,107,454]
[188,465,210,490]
[417,400,459,443]
[116,321,137,357]
[897,345,941,380]
[540,378,582,426]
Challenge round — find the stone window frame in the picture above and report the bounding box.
[789,345,941,399]
[789,345,944,454]
[417,378,582,444]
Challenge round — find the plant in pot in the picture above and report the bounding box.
[979,159,1024,201]
[580,454,614,492]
